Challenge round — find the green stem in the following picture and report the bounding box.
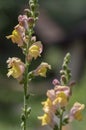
[23,61,29,130]
[22,0,39,128]
[23,26,33,130]
[23,29,31,129]
[59,109,63,130]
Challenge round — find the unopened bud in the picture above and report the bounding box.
[24,9,31,16]
[52,79,60,86]
[63,116,69,125]
[60,70,65,75]
[35,12,39,18]
[30,3,35,11]
[21,114,25,121]
[62,63,67,70]
[68,73,72,79]
[27,107,31,116]
[21,122,24,127]
[61,75,67,84]
[28,17,34,27]
[31,36,36,43]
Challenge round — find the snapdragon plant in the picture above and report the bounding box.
[6,0,51,130]
[38,53,85,130]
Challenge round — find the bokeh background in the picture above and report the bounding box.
[0,0,86,130]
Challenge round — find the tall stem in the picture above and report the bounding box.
[23,63,28,130]
[22,0,39,128]
[23,35,30,130]
[59,109,63,130]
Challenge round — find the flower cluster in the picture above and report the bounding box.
[38,81,85,129]
[6,0,51,81]
[38,53,85,130]
[38,83,69,128]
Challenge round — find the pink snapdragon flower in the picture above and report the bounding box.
[52,79,60,86]
[18,15,29,30]
[18,15,34,29]
[47,89,56,101]
[54,85,71,98]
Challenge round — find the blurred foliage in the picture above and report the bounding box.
[39,0,86,29]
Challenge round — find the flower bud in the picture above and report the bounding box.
[30,3,35,11]
[21,122,24,127]
[31,36,36,43]
[24,9,31,17]
[27,107,31,116]
[21,114,25,121]
[28,17,34,27]
[52,79,60,86]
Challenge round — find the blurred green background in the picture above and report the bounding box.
[0,0,86,130]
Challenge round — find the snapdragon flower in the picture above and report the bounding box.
[47,89,56,101]
[53,92,68,107]
[33,62,51,77]
[54,85,71,98]
[38,113,56,128]
[38,52,85,130]
[6,24,26,47]
[7,57,25,79]
[69,102,85,121]
[42,98,56,114]
[18,15,29,30]
[28,41,43,59]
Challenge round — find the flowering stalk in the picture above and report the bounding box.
[60,53,71,86]
[6,0,51,130]
[38,53,85,130]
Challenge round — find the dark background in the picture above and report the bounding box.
[0,0,86,130]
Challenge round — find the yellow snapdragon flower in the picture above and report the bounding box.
[7,57,25,79]
[33,62,51,77]
[69,102,85,121]
[28,41,43,59]
[53,92,68,107]
[6,29,23,45]
[42,98,56,113]
[38,113,51,126]
[54,85,71,98]
[6,24,26,46]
